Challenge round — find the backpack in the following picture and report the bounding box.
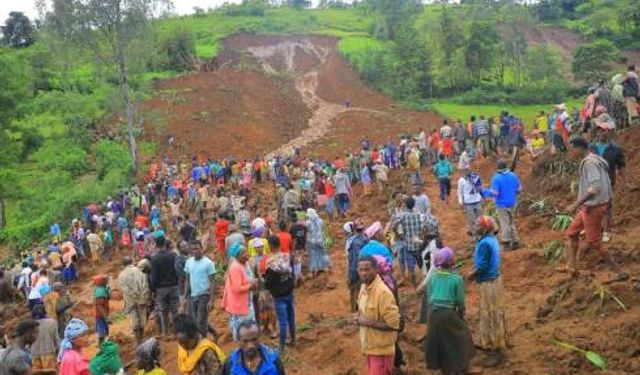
[467,172,482,194]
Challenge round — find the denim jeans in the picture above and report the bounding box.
[155,285,180,335]
[274,294,296,348]
[189,294,210,337]
[336,193,350,214]
[438,178,451,201]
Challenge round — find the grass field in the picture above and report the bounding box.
[431,99,582,129]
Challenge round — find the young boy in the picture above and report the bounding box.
[93,275,110,344]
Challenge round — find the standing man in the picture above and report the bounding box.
[333,168,352,218]
[392,198,433,287]
[219,321,286,375]
[183,240,217,339]
[622,65,639,126]
[411,184,431,215]
[489,160,521,250]
[0,320,39,375]
[458,169,484,237]
[150,235,181,338]
[357,256,401,375]
[118,256,150,344]
[563,138,628,281]
[594,127,626,242]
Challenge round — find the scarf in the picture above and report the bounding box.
[58,318,88,361]
[177,339,226,374]
[372,255,396,293]
[89,340,123,375]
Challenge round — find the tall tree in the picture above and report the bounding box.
[618,0,640,39]
[2,12,36,48]
[367,0,422,40]
[48,0,165,173]
[465,21,498,86]
[571,39,619,84]
[435,5,464,90]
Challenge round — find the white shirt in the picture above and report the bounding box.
[458,151,471,171]
[418,131,427,150]
[458,176,482,205]
[440,125,452,138]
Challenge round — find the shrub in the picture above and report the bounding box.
[95,140,132,179]
[31,140,89,176]
[221,0,269,17]
[157,27,197,71]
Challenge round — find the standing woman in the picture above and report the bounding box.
[222,243,256,341]
[306,209,331,278]
[58,319,90,375]
[425,247,474,375]
[468,216,507,367]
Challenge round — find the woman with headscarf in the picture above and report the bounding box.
[424,247,474,375]
[468,216,507,367]
[360,222,393,263]
[58,318,90,375]
[222,243,256,341]
[135,338,167,375]
[305,209,331,278]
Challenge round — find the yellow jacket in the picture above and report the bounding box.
[358,275,400,356]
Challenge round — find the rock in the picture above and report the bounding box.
[325,281,337,290]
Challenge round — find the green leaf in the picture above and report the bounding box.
[585,351,607,370]
[554,340,582,353]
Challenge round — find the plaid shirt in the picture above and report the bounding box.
[393,211,439,252]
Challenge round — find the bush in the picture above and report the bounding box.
[31,140,89,176]
[453,88,509,105]
[221,0,269,17]
[157,27,197,71]
[95,140,132,179]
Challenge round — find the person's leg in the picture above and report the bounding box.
[584,204,625,277]
[438,179,446,201]
[155,287,168,335]
[396,240,407,277]
[197,294,210,337]
[168,285,180,334]
[565,209,585,273]
[508,208,519,246]
[602,200,613,242]
[286,295,296,345]
[408,251,419,286]
[274,297,288,349]
[496,208,511,244]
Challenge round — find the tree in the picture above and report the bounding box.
[2,12,35,48]
[525,45,565,86]
[571,39,619,84]
[434,5,465,90]
[48,0,166,173]
[465,21,498,86]
[288,0,311,9]
[618,0,640,39]
[367,0,422,40]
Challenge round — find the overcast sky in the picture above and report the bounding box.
[1,0,332,23]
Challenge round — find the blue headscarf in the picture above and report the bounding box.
[228,242,245,259]
[58,318,88,361]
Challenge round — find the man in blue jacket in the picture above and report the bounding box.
[489,160,522,250]
[220,320,286,375]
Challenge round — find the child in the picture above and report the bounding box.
[360,162,372,196]
[93,275,110,344]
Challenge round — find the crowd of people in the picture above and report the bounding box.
[0,68,636,374]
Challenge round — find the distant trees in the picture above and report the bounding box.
[618,0,640,39]
[2,12,35,48]
[288,0,311,9]
[465,21,498,86]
